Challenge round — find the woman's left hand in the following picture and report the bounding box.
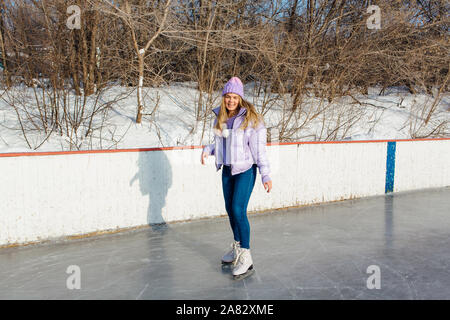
[263,180,272,193]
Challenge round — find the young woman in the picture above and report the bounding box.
[201,77,272,280]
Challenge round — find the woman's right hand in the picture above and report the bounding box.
[201,151,209,165]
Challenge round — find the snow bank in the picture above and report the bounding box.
[0,84,448,153]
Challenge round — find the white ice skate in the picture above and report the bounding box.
[232,248,254,280]
[221,241,240,265]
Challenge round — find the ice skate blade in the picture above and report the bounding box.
[233,266,254,281]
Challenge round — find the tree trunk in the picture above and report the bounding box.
[0,0,10,87]
[136,51,144,123]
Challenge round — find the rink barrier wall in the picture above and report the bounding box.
[0,138,449,247]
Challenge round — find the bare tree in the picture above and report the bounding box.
[95,0,172,123]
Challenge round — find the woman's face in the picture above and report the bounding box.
[224,93,240,113]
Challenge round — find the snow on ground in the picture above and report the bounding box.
[0,82,448,153]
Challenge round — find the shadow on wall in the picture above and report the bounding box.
[129,150,174,298]
[130,150,173,231]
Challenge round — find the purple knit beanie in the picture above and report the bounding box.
[222,77,244,98]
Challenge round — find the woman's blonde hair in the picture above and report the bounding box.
[214,95,263,131]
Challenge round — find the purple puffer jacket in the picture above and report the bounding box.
[203,106,271,184]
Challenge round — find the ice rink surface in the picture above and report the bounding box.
[1,187,449,300]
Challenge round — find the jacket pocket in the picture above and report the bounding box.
[244,129,254,161]
[231,128,244,161]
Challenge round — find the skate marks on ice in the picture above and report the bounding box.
[221,261,256,281]
[233,266,255,281]
[1,187,449,299]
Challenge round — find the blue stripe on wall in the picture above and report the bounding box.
[385,141,396,193]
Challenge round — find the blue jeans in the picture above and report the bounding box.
[221,164,257,249]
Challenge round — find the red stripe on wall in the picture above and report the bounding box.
[0,138,449,158]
